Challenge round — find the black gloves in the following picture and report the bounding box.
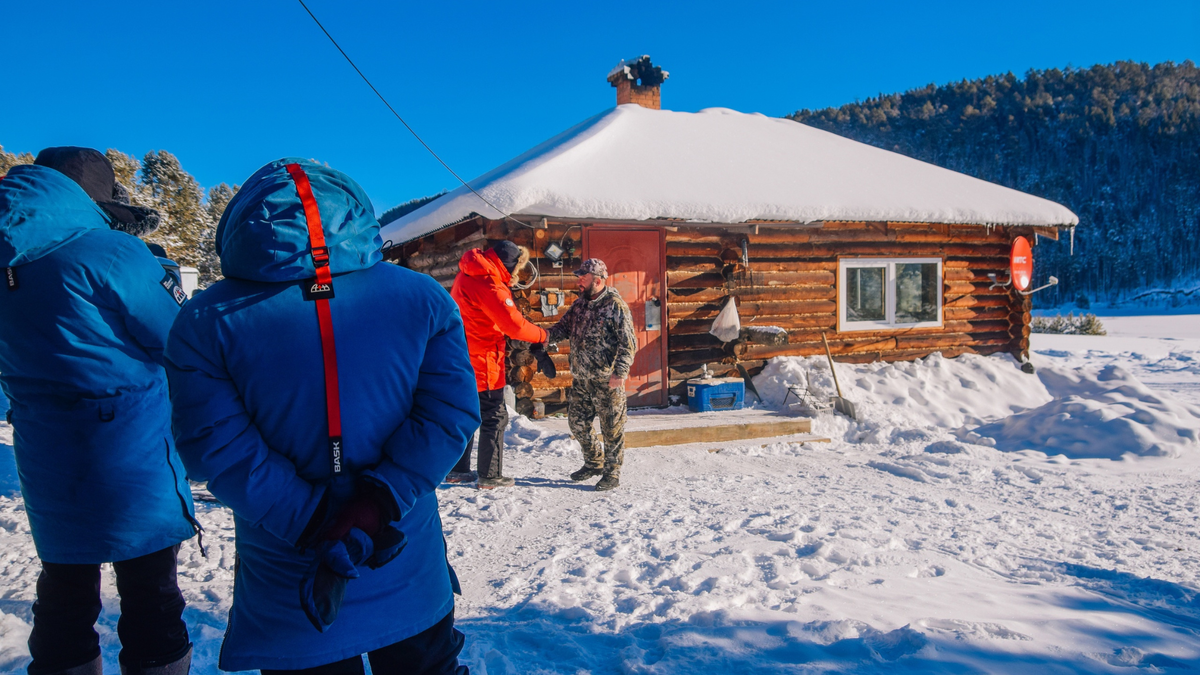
[298,483,408,632]
[530,343,557,379]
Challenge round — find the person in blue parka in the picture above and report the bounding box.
[165,158,480,674]
[0,148,197,675]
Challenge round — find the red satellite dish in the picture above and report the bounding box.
[1010,236,1033,291]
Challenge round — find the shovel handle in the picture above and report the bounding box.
[820,332,845,399]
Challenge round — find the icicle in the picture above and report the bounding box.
[1069,225,1075,256]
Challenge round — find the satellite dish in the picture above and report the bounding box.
[1010,236,1033,292]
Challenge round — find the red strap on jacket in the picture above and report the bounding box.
[286,163,343,475]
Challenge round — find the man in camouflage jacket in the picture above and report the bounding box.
[546,258,637,491]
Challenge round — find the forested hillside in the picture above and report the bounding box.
[378,191,445,236]
[790,61,1200,306]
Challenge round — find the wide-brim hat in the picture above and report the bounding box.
[34,147,161,237]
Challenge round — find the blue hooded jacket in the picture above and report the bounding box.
[0,164,196,564]
[165,159,479,670]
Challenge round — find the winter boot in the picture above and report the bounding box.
[120,645,192,675]
[44,655,103,675]
[569,465,604,482]
[594,474,620,492]
[477,476,515,490]
[444,471,476,484]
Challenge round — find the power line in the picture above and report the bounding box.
[295,0,528,231]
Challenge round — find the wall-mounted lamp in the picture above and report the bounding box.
[543,242,565,268]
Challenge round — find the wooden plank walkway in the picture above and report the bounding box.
[532,408,831,449]
[626,419,825,448]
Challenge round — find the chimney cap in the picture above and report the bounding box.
[607,55,669,87]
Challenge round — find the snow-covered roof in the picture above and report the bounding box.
[381,105,1079,245]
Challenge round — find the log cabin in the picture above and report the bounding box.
[380,57,1079,414]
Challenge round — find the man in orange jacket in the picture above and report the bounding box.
[448,241,548,488]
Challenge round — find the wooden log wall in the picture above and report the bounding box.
[396,222,487,289]
[391,218,1039,409]
[663,221,1033,400]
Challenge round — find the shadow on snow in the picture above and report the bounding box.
[453,563,1200,674]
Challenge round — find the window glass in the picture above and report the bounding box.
[846,267,885,321]
[895,262,939,323]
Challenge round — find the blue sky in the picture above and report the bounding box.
[3,0,1196,214]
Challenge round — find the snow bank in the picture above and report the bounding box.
[975,364,1200,459]
[383,105,1077,244]
[753,351,1200,460]
[0,612,30,673]
[752,352,1050,430]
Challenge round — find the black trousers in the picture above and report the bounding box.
[27,546,190,675]
[452,389,506,479]
[261,610,467,675]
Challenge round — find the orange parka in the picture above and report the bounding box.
[450,248,548,392]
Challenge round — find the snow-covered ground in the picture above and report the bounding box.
[2,316,1200,673]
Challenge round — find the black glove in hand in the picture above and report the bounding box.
[299,524,408,632]
[300,528,372,632]
[533,347,557,379]
[298,491,408,632]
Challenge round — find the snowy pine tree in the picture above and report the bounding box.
[139,151,222,285]
[206,183,239,225]
[104,149,157,210]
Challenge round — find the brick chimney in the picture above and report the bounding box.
[607,55,668,110]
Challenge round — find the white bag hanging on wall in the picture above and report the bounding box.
[709,296,741,343]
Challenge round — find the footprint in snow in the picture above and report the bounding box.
[867,461,929,483]
[920,618,1030,641]
[1096,647,1190,669]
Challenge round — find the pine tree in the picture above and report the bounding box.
[105,149,140,192]
[201,182,239,285]
[140,151,221,285]
[104,149,157,209]
[206,183,239,225]
[0,145,34,175]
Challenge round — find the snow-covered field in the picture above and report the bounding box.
[2,314,1200,673]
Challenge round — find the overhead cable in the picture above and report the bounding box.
[295,0,530,231]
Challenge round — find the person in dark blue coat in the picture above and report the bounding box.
[0,148,197,675]
[165,158,480,674]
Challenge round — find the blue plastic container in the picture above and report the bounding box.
[687,377,745,412]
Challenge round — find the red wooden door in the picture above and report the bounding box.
[583,228,667,407]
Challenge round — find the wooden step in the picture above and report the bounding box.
[624,418,825,448]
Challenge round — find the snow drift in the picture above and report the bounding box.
[975,363,1200,459]
[753,352,1200,460]
[753,352,1050,429]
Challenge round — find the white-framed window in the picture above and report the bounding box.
[838,258,943,332]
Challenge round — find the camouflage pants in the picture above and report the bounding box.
[568,377,628,477]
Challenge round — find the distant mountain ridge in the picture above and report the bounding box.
[789,61,1200,306]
